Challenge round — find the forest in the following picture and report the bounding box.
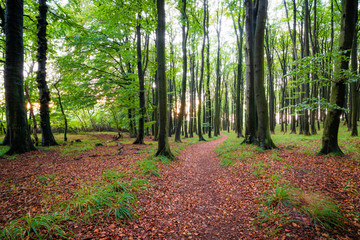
[0,0,360,239]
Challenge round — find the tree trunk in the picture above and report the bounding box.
[232,9,245,138]
[320,0,357,155]
[197,0,207,142]
[351,23,358,136]
[4,0,35,154]
[302,0,310,136]
[36,0,57,146]
[155,0,174,159]
[214,10,222,137]
[25,84,39,146]
[134,12,145,145]
[175,0,188,143]
[265,27,275,134]
[253,0,275,149]
[54,83,68,142]
[189,49,195,138]
[243,0,257,144]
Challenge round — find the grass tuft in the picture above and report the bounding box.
[1,213,71,240]
[264,183,295,208]
[300,193,347,230]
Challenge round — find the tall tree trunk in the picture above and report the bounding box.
[134,12,145,144]
[243,0,257,144]
[320,0,357,155]
[265,26,275,134]
[36,0,57,146]
[351,25,359,136]
[284,0,297,134]
[197,0,207,142]
[232,8,245,138]
[302,0,310,136]
[206,24,211,138]
[189,49,195,138]
[155,0,174,159]
[214,10,222,137]
[310,0,318,135]
[4,0,35,154]
[175,0,188,142]
[253,0,275,149]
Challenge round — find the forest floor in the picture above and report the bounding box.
[0,127,360,239]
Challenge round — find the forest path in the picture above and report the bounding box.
[131,134,260,239]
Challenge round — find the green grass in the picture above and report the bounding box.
[66,169,143,221]
[300,193,347,230]
[264,183,295,208]
[1,213,71,240]
[251,161,269,177]
[254,207,290,236]
[135,159,161,177]
[38,174,57,186]
[60,141,96,156]
[1,168,146,239]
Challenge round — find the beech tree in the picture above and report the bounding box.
[36,0,57,146]
[320,0,357,155]
[175,0,189,142]
[155,0,174,159]
[244,0,275,149]
[4,0,35,154]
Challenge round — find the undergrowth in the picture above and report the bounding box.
[1,168,148,239]
[1,213,71,240]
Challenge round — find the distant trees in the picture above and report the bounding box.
[1,0,359,157]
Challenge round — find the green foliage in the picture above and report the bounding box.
[1,213,71,240]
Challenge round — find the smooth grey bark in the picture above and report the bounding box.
[175,0,188,142]
[243,0,257,144]
[4,0,36,154]
[134,11,150,145]
[302,0,310,136]
[155,0,174,159]
[284,0,297,134]
[197,0,207,142]
[265,26,275,134]
[231,7,245,138]
[214,10,222,137]
[320,0,357,155]
[205,6,211,138]
[253,0,275,149]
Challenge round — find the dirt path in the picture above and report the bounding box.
[125,134,262,239]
